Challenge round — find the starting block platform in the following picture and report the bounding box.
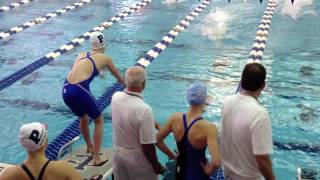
[61,146,114,180]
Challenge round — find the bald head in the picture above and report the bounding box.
[125,66,147,89]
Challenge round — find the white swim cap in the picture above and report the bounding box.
[19,122,48,152]
[90,31,106,50]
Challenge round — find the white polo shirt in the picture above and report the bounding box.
[111,90,157,150]
[221,93,273,180]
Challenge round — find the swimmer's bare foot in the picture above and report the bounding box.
[90,157,109,166]
[87,146,94,156]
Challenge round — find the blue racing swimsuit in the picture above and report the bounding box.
[62,52,101,119]
[175,113,209,180]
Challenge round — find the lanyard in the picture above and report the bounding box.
[124,90,143,99]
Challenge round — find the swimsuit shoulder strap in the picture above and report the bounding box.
[38,160,51,180]
[20,163,36,180]
[86,52,99,73]
[86,52,96,65]
[186,117,203,131]
[182,113,203,132]
[182,113,188,131]
[78,52,89,61]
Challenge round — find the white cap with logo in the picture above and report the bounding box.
[90,31,106,50]
[19,122,48,152]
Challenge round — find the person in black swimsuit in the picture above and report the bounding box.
[157,82,221,180]
[0,122,81,180]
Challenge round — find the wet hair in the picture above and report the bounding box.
[241,63,266,91]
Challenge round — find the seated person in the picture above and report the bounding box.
[157,82,221,180]
[0,122,82,180]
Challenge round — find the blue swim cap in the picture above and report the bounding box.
[186,82,207,105]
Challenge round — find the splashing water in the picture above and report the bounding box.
[281,0,316,20]
[200,9,231,41]
[162,0,186,6]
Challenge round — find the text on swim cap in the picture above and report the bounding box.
[29,130,41,145]
[97,35,104,44]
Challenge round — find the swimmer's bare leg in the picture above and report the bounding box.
[80,114,94,154]
[93,114,108,165]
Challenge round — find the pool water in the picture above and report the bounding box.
[0,0,319,179]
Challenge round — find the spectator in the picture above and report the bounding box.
[111,66,166,180]
[220,62,275,180]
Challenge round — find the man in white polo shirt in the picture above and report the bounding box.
[111,66,166,180]
[221,62,275,180]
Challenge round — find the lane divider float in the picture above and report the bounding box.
[247,0,277,63]
[0,0,93,40]
[236,0,277,92]
[0,0,34,13]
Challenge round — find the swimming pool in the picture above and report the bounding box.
[0,0,319,179]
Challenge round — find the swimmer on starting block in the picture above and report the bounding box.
[62,31,125,166]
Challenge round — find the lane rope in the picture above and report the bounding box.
[236,0,277,92]
[244,0,319,154]
[0,0,93,40]
[0,0,152,91]
[247,0,277,63]
[0,0,34,13]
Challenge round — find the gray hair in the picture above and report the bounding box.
[125,66,147,88]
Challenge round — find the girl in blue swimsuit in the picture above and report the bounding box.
[156,82,221,179]
[62,31,125,165]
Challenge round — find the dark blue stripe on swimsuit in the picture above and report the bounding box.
[62,52,101,119]
[20,160,51,180]
[175,113,209,180]
[72,52,99,90]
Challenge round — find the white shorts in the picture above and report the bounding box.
[224,167,264,180]
[113,147,160,180]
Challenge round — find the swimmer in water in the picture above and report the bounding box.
[62,31,125,165]
[300,66,314,76]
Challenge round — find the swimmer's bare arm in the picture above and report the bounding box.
[54,161,83,180]
[201,123,221,175]
[102,56,125,85]
[0,166,22,180]
[156,114,178,160]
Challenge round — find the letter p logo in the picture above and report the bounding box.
[29,130,41,145]
[97,35,104,44]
